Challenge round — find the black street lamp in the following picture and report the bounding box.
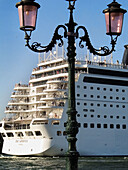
[16,0,126,169]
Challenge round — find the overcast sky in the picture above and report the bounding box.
[0,0,128,119]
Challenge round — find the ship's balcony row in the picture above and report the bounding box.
[11,91,29,97]
[14,83,29,90]
[32,59,67,74]
[29,73,68,83]
[30,69,68,80]
[37,101,65,109]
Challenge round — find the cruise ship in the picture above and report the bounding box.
[0,46,128,156]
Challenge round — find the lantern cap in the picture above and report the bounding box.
[16,0,40,9]
[103,0,127,14]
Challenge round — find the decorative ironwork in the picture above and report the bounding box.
[25,25,67,53]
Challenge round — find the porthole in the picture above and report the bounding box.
[116,89,119,92]
[97,124,101,128]
[90,103,94,106]
[110,96,113,99]
[116,97,119,100]
[110,116,113,119]
[84,103,87,106]
[90,87,93,90]
[97,95,100,98]
[122,89,125,92]
[122,105,125,108]
[97,87,100,90]
[104,96,106,99]
[97,115,100,118]
[110,88,113,91]
[77,94,80,97]
[116,105,119,108]
[77,114,80,117]
[122,125,126,129]
[122,97,125,100]
[104,104,107,107]
[116,116,119,119]
[91,115,94,118]
[97,104,100,107]
[84,94,87,97]
[116,124,120,129]
[110,124,114,129]
[83,123,88,128]
[104,124,107,128]
[77,85,80,88]
[90,123,94,128]
[84,114,87,117]
[84,86,87,89]
[83,109,88,112]
[123,116,126,119]
[103,88,106,91]
[104,115,107,118]
[90,95,93,98]
[77,102,80,105]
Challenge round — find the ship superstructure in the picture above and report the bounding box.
[1,48,128,156]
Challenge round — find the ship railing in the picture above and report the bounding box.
[15,84,29,88]
[78,60,126,70]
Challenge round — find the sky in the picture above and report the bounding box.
[0,0,128,119]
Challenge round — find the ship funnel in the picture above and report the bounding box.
[122,45,128,66]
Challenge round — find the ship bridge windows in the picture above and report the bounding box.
[16,132,24,137]
[32,120,48,125]
[7,132,14,137]
[25,131,34,136]
[35,131,42,136]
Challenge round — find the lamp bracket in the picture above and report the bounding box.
[25,25,67,53]
[76,26,117,56]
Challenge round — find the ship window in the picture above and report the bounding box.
[122,97,125,100]
[104,104,107,107]
[103,88,106,91]
[103,124,107,128]
[35,131,42,136]
[90,95,93,98]
[110,96,113,99]
[84,86,87,89]
[90,87,93,90]
[110,104,113,107]
[110,88,113,91]
[90,123,94,128]
[104,96,106,99]
[84,114,87,117]
[83,123,88,128]
[123,116,126,119]
[122,125,126,129]
[110,116,113,119]
[77,114,80,117]
[116,124,120,129]
[64,122,67,127]
[90,103,94,106]
[84,94,87,97]
[2,133,6,137]
[97,104,100,107]
[7,132,14,137]
[116,105,119,108]
[84,103,87,106]
[122,89,125,92]
[77,102,80,105]
[16,132,23,137]
[97,115,100,118]
[116,89,119,92]
[116,116,119,119]
[122,105,125,108]
[97,124,101,128]
[116,97,119,100]
[97,95,100,98]
[83,109,88,112]
[0,123,2,127]
[91,115,94,118]
[104,115,107,118]
[57,131,62,136]
[110,124,114,129]
[77,85,80,88]
[77,94,80,97]
[90,109,94,112]
[97,87,100,90]
[78,123,81,127]
[25,131,34,136]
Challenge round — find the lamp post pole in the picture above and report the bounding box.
[16,0,127,169]
[65,3,79,169]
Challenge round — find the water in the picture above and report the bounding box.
[0,156,128,170]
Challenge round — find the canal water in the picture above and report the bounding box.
[0,156,128,170]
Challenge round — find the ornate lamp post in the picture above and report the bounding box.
[16,0,126,169]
